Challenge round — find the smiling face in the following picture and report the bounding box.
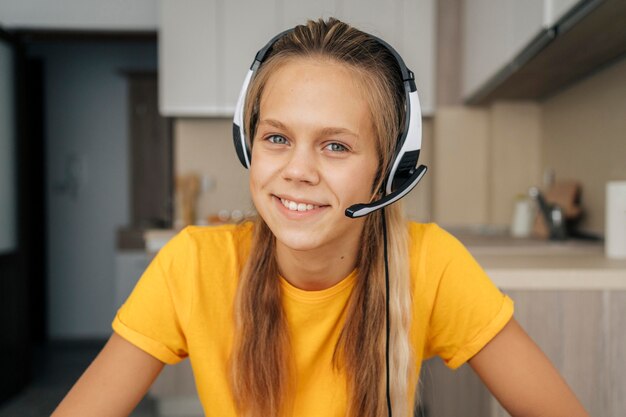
[249,57,379,259]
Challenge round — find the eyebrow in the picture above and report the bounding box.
[258,118,359,138]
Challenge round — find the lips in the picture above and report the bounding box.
[280,198,318,212]
[273,195,328,214]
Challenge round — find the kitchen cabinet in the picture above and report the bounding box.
[462,0,548,99]
[159,0,219,115]
[159,0,435,116]
[545,0,583,27]
[462,0,626,104]
[219,0,281,114]
[420,289,626,416]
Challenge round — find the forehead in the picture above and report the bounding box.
[259,57,373,130]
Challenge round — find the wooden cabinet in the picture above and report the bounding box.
[159,0,435,116]
[419,289,626,416]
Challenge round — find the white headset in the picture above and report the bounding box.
[232,28,427,218]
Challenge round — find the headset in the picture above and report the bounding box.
[232,28,427,218]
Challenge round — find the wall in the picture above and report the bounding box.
[489,102,542,225]
[433,0,624,233]
[0,0,157,30]
[434,0,543,230]
[174,118,434,224]
[542,56,626,234]
[433,51,626,233]
[28,41,157,339]
[174,118,251,223]
[432,102,543,229]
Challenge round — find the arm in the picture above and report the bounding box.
[468,318,589,417]
[52,332,164,417]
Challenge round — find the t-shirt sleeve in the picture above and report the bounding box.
[423,225,514,369]
[112,228,194,364]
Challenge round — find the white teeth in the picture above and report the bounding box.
[280,198,319,212]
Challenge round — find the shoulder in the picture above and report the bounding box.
[181,221,254,248]
[405,221,479,289]
[407,221,465,258]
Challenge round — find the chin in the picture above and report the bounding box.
[271,227,327,252]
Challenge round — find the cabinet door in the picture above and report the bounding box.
[462,0,544,99]
[335,0,435,115]
[280,0,338,28]
[219,0,280,113]
[608,291,626,417]
[402,0,435,116]
[419,289,617,417]
[160,0,435,116]
[160,0,219,115]
[491,290,608,417]
[544,0,584,26]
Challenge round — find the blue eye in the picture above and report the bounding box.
[267,135,288,145]
[326,142,348,152]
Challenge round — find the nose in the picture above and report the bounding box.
[281,146,320,185]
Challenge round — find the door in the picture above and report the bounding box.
[0,27,29,404]
[127,71,173,229]
[0,27,47,406]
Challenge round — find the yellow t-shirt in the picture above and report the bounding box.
[112,222,513,416]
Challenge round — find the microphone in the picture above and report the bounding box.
[345,165,427,218]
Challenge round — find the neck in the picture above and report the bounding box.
[276,235,361,291]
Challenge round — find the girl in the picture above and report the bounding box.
[53,18,589,417]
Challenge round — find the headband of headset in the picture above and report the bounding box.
[232,26,427,218]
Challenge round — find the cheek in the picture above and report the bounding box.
[330,168,376,204]
[248,164,264,199]
[249,154,275,197]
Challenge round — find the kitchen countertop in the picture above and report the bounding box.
[453,231,626,290]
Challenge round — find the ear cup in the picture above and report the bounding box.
[232,29,293,169]
[232,123,251,168]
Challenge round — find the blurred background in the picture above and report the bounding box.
[0,0,625,416]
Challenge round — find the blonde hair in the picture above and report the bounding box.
[230,18,414,417]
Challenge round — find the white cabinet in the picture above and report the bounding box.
[159,0,220,115]
[334,0,435,116]
[462,0,584,100]
[544,0,582,27]
[159,0,435,116]
[219,0,281,114]
[0,0,157,30]
[462,0,545,99]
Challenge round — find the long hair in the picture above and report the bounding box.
[230,18,414,417]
